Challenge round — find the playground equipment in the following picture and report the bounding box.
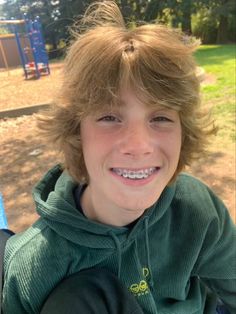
[0,16,50,79]
[0,193,8,229]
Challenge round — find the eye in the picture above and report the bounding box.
[97,115,121,122]
[151,116,173,123]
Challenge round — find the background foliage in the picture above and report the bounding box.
[195,45,235,143]
[0,0,235,57]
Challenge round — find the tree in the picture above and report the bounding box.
[193,0,236,43]
[181,0,192,34]
[2,0,235,47]
[2,0,91,57]
[144,0,164,22]
[2,0,60,51]
[211,0,236,43]
[0,2,4,20]
[164,0,198,34]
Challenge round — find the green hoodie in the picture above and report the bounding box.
[2,165,236,314]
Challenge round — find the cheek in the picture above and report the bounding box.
[172,123,182,149]
[81,125,116,155]
[80,125,94,166]
[172,133,182,159]
[160,130,182,150]
[161,130,182,163]
[81,129,111,171]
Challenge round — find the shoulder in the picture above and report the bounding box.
[172,173,231,226]
[5,220,50,260]
[5,219,70,270]
[170,174,236,261]
[3,220,72,313]
[175,172,214,197]
[174,175,236,276]
[175,173,224,207]
[4,219,71,289]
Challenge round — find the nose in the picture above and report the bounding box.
[119,123,154,158]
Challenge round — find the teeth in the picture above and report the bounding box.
[112,168,156,180]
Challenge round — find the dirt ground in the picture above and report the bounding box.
[0,66,235,233]
[0,63,63,111]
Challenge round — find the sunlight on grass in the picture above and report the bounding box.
[195,45,236,147]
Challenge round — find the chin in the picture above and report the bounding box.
[118,197,157,213]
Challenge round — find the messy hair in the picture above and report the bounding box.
[38,1,215,183]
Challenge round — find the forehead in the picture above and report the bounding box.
[86,89,179,115]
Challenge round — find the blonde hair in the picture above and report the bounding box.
[38,1,215,183]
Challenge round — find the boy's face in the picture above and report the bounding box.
[80,90,182,220]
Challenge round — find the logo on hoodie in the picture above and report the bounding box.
[129,267,150,297]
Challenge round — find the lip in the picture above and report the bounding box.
[110,167,160,187]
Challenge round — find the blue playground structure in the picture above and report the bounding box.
[0,193,8,230]
[0,16,50,79]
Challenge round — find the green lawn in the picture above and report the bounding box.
[194,45,236,143]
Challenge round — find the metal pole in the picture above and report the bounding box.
[12,23,28,79]
[24,15,40,79]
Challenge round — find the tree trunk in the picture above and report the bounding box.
[144,1,159,22]
[120,0,130,22]
[181,5,192,35]
[216,15,229,44]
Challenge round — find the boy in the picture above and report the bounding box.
[2,1,236,313]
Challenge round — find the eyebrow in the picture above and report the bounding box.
[117,99,176,112]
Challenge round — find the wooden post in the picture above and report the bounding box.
[0,38,10,76]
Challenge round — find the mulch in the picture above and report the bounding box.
[0,63,63,112]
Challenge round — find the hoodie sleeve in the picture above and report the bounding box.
[2,235,39,314]
[193,189,236,313]
[2,226,70,314]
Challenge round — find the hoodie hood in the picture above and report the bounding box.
[34,164,176,249]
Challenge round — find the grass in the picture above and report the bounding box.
[194,45,236,144]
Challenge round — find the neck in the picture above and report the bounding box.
[80,186,145,227]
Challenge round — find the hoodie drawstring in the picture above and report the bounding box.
[108,231,122,279]
[144,216,154,288]
[108,217,153,288]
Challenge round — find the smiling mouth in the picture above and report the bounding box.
[111,167,159,180]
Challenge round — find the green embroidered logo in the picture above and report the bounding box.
[129,267,150,297]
